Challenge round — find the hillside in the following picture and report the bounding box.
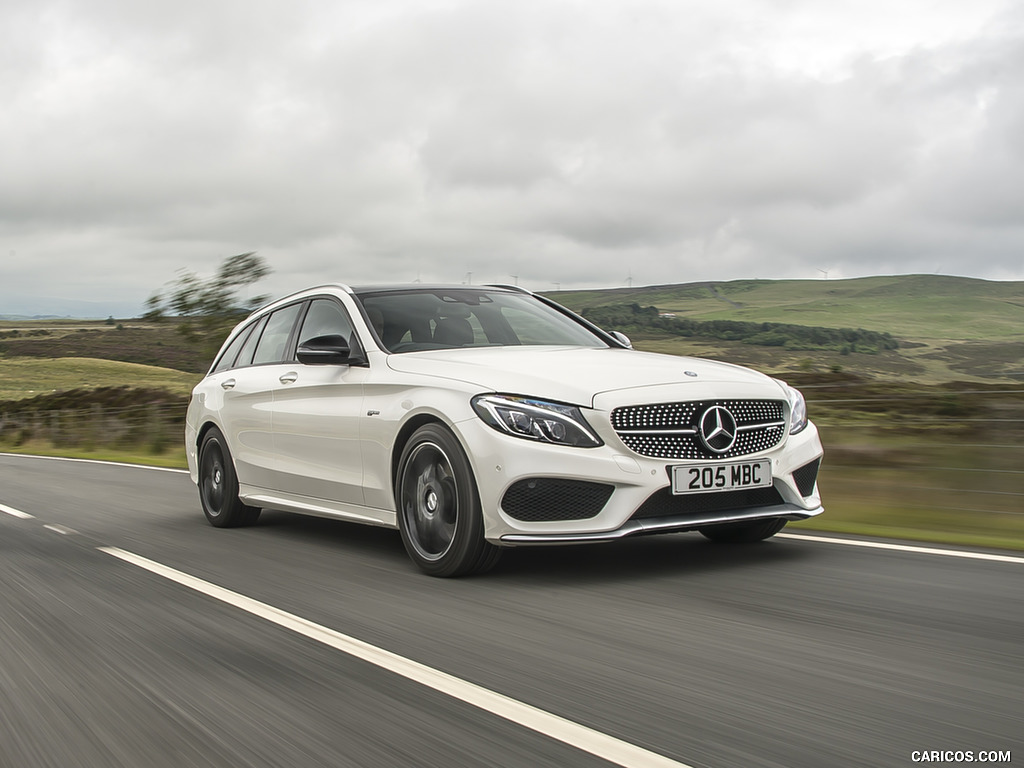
[552,275,1024,340]
[0,320,210,374]
[549,274,1024,382]
[1,275,1022,384]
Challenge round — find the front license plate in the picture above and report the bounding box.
[671,460,772,495]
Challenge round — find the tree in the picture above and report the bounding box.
[144,252,272,360]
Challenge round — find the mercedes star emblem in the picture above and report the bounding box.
[699,405,738,453]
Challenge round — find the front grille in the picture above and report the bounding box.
[501,478,614,522]
[612,399,786,460]
[631,486,786,520]
[792,458,821,497]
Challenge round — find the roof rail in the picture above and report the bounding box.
[485,283,531,294]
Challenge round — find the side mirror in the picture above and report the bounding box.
[609,331,633,349]
[297,334,353,365]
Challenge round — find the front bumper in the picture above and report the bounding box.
[456,415,824,545]
[499,504,823,545]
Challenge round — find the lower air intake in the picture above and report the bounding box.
[631,486,785,520]
[502,479,614,522]
[792,459,821,497]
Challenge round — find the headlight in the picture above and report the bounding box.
[472,395,603,448]
[783,383,808,435]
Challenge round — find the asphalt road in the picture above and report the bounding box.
[1,453,1021,768]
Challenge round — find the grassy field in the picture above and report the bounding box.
[0,357,199,402]
[553,274,1024,340]
[552,274,1024,383]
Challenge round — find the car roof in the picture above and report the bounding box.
[349,284,524,295]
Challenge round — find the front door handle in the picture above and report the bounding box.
[221,378,236,390]
[279,372,298,385]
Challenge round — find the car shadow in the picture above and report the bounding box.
[489,533,815,585]
[254,509,409,561]
[251,511,815,584]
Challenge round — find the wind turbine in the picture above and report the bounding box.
[817,267,831,280]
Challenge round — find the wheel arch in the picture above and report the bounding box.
[196,420,222,451]
[390,414,449,492]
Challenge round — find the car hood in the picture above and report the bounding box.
[385,346,782,408]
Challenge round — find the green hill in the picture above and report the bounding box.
[552,275,1024,340]
[1,275,1022,384]
[548,275,1024,382]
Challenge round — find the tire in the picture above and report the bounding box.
[395,424,501,577]
[198,427,261,528]
[699,517,787,543]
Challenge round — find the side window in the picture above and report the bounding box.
[296,299,355,351]
[235,315,268,368]
[211,323,254,373]
[252,304,303,365]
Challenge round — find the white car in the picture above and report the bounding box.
[186,284,823,576]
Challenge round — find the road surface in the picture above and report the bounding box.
[1,454,1020,767]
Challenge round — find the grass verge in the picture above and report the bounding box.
[0,441,188,469]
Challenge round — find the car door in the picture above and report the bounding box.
[221,304,304,491]
[270,297,369,506]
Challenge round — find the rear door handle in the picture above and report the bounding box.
[221,378,236,390]
[279,372,298,385]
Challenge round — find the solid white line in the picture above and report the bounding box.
[44,524,78,536]
[0,503,34,519]
[0,452,188,474]
[779,533,1024,564]
[99,546,692,768]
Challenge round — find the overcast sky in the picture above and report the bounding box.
[2,0,1022,315]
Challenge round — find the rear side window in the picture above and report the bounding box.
[235,316,268,368]
[211,323,255,374]
[252,304,303,365]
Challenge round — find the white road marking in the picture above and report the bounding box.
[44,524,78,535]
[779,533,1024,564]
[0,503,34,519]
[99,546,693,768]
[0,452,188,474]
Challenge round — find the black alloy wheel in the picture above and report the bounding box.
[396,424,500,577]
[198,427,261,528]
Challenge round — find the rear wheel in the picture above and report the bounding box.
[699,517,786,543]
[396,424,500,577]
[198,427,261,528]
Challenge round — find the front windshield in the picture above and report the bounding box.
[355,289,609,353]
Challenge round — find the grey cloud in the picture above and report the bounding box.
[0,0,1021,313]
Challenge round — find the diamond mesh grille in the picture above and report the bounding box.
[612,399,786,460]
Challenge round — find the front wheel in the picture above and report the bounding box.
[395,424,500,577]
[198,427,261,528]
[699,517,787,543]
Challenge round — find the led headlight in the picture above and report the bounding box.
[472,394,602,448]
[783,383,808,435]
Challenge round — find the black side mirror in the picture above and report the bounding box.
[297,334,354,365]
